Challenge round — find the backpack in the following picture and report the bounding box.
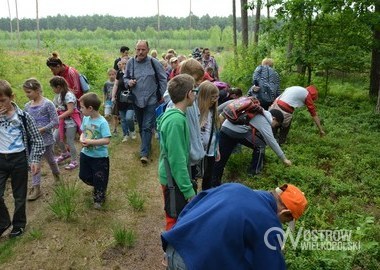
[222,96,263,126]
[79,73,90,93]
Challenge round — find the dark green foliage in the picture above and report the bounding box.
[222,92,380,269]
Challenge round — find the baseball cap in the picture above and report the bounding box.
[276,184,308,230]
[306,85,318,101]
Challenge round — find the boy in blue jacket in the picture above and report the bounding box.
[161,183,308,270]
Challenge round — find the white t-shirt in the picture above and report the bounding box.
[0,112,25,153]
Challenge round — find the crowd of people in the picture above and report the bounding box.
[0,40,325,268]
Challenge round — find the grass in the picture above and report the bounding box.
[112,225,137,248]
[0,48,379,269]
[127,190,146,212]
[225,89,380,269]
[48,181,80,222]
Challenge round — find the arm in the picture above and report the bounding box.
[58,102,75,119]
[166,122,196,200]
[67,67,82,97]
[81,137,110,147]
[312,115,325,137]
[40,101,59,133]
[304,95,325,136]
[24,113,45,175]
[253,117,291,166]
[153,58,168,99]
[111,80,118,102]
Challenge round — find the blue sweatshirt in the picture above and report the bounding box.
[161,183,286,270]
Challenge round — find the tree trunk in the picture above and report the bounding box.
[241,0,248,47]
[254,0,262,45]
[266,0,270,18]
[370,2,380,98]
[232,0,237,55]
[15,0,20,46]
[36,0,40,50]
[7,0,13,41]
[376,84,380,113]
[157,0,160,48]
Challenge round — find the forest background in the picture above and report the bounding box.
[0,0,379,269]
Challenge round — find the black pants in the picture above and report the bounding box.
[0,151,28,229]
[212,129,266,187]
[79,153,110,203]
[202,156,216,190]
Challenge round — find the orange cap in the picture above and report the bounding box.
[278,184,308,220]
[306,85,318,101]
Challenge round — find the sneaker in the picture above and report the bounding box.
[93,202,102,210]
[155,132,159,139]
[113,129,118,135]
[9,227,24,239]
[27,185,42,201]
[140,156,149,164]
[64,161,78,170]
[122,135,129,142]
[0,223,11,237]
[130,131,137,140]
[55,153,71,164]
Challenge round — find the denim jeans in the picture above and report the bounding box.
[134,103,157,157]
[212,129,266,187]
[0,151,28,229]
[119,109,135,136]
[166,245,187,270]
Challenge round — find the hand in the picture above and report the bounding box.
[30,163,41,175]
[283,159,292,166]
[128,79,137,88]
[215,149,221,162]
[80,138,89,147]
[253,86,260,92]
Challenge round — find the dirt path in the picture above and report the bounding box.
[0,136,166,270]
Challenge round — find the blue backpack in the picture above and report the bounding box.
[79,74,90,93]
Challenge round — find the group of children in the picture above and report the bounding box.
[0,76,111,238]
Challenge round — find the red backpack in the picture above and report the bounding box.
[222,96,263,125]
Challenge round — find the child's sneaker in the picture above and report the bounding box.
[130,131,137,140]
[93,202,102,210]
[122,135,129,142]
[55,153,71,164]
[9,227,24,239]
[27,185,42,201]
[64,161,78,170]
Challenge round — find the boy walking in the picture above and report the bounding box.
[78,93,111,209]
[0,80,44,238]
[157,74,197,231]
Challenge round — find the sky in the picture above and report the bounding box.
[0,0,241,19]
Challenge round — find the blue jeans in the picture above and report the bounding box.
[166,245,187,270]
[119,109,135,136]
[0,151,28,229]
[134,103,157,157]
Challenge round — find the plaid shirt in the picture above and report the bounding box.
[13,103,45,164]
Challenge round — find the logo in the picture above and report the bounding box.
[264,227,361,251]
